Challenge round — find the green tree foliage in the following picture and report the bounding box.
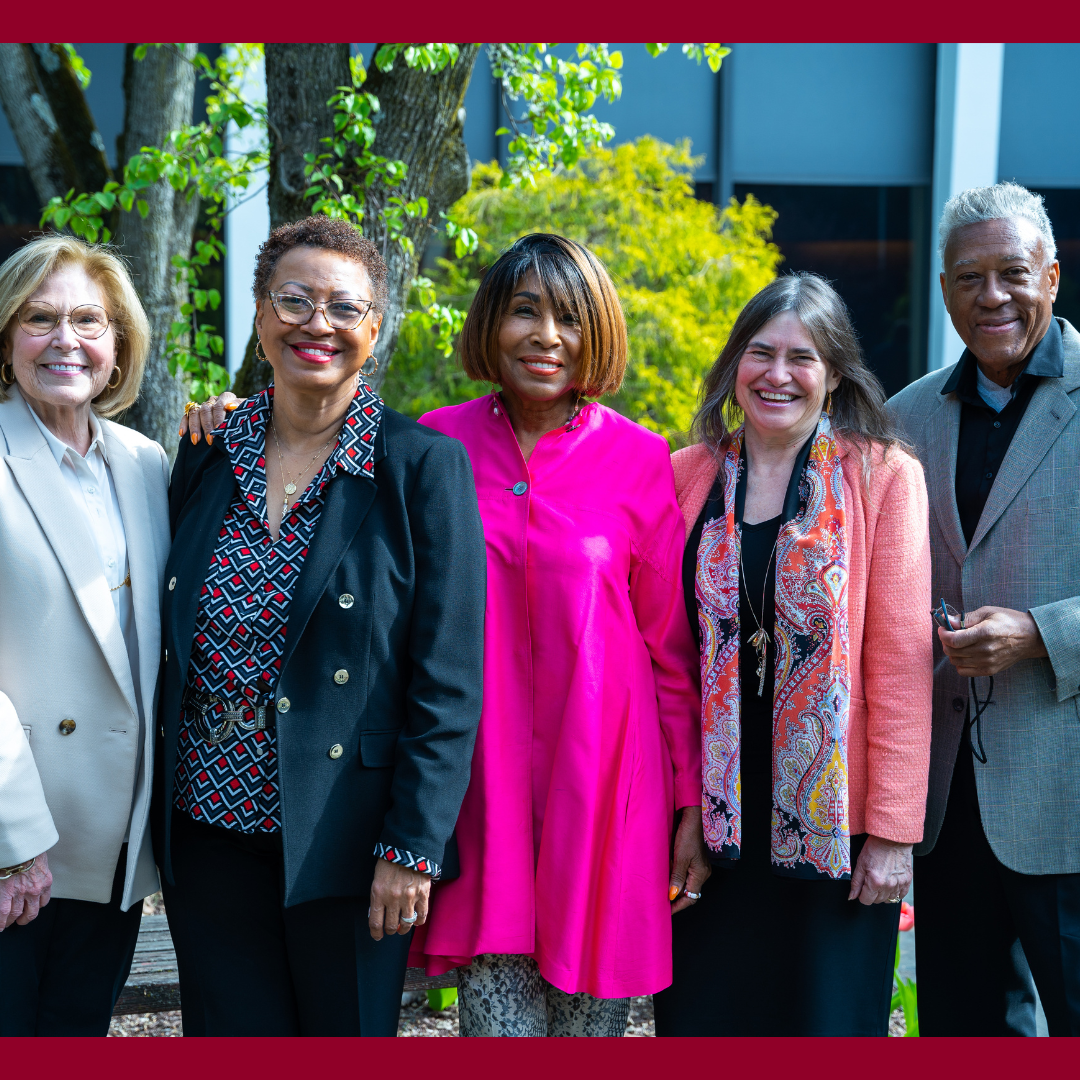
[383,136,781,444]
[31,44,728,407]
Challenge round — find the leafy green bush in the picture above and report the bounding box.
[383,136,781,444]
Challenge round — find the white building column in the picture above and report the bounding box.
[224,49,270,377]
[927,43,1005,371]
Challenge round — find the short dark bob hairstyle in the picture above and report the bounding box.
[693,272,903,470]
[460,233,628,398]
[252,216,389,315]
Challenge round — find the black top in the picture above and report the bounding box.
[942,319,1064,545]
[735,513,783,868]
[154,405,487,906]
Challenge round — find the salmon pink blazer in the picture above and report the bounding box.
[672,437,933,843]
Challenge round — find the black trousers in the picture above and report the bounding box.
[162,811,411,1036]
[916,743,1080,1036]
[0,845,141,1036]
[654,834,900,1036]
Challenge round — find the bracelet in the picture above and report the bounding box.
[0,856,37,880]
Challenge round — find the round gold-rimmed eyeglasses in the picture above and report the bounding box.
[18,301,111,340]
[268,291,374,330]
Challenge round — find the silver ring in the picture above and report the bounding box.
[685,891,702,900]
[399,911,419,924]
[887,896,902,903]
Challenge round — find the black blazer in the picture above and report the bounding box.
[153,406,486,907]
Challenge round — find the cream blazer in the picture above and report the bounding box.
[0,387,170,909]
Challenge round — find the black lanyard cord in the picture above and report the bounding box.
[966,675,993,764]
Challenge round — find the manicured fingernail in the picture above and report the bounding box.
[226,401,239,410]
[178,426,184,436]
[668,885,680,902]
[191,431,200,445]
[206,433,213,445]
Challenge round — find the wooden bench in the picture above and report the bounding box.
[113,914,458,1017]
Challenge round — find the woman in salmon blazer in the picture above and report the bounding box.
[415,234,707,1036]
[653,273,933,1036]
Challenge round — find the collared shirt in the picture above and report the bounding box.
[26,402,142,838]
[171,385,441,877]
[942,318,1064,545]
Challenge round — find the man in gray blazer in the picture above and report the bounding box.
[889,181,1080,1036]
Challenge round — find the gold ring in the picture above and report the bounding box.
[184,401,200,416]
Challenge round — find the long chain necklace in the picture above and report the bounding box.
[270,414,338,518]
[739,529,781,697]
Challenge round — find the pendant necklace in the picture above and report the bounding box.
[739,530,781,697]
[270,414,338,518]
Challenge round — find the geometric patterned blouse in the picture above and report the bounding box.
[173,383,379,835]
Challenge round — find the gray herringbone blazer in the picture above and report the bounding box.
[888,317,1080,875]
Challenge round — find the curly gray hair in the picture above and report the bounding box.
[938,181,1057,265]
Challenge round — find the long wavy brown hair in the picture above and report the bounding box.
[692,273,905,474]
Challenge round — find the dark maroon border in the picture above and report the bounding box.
[4,3,1080,41]
[12,1033,1080,1075]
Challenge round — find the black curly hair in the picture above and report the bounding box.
[252,216,389,314]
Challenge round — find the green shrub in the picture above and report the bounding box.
[383,136,781,445]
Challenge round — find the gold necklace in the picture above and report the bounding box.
[738,528,781,697]
[270,414,338,518]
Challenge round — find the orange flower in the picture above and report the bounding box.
[899,901,914,932]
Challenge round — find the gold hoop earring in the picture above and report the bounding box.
[106,366,123,390]
[825,390,833,417]
[361,355,378,377]
[255,339,267,362]
[0,363,14,386]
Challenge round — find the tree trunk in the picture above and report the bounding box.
[28,44,113,195]
[266,43,352,230]
[233,44,479,398]
[0,43,98,206]
[362,45,478,392]
[114,44,200,457]
[233,44,352,396]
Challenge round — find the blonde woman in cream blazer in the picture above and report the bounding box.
[0,236,169,1036]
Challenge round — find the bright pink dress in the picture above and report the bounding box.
[413,394,701,998]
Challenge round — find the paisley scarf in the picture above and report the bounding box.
[696,415,851,879]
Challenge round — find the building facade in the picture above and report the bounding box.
[2,43,1078,397]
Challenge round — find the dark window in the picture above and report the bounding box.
[694,181,714,203]
[733,183,930,398]
[0,165,41,264]
[1032,188,1080,333]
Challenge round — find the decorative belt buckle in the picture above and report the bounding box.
[188,694,235,746]
[236,706,267,733]
[188,693,267,745]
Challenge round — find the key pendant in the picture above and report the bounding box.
[747,627,769,698]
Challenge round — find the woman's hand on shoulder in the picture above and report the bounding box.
[0,851,51,930]
[179,393,242,445]
[670,805,711,914]
[848,835,912,905]
[368,858,431,941]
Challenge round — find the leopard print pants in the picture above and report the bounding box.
[456,953,630,1037]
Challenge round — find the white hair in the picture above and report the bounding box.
[938,181,1057,265]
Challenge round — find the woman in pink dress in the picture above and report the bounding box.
[416,234,706,1036]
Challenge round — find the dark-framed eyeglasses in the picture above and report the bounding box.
[18,301,111,340]
[268,291,374,330]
